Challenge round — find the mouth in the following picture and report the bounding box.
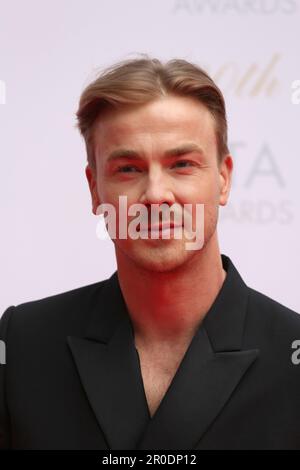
[139,222,183,232]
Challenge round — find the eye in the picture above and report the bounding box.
[116,165,141,173]
[172,160,195,169]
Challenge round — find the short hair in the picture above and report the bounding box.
[75,54,230,170]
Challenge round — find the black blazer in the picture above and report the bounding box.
[1,254,300,450]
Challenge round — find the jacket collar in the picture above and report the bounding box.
[84,254,249,349]
[67,254,259,450]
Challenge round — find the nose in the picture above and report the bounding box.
[138,169,176,208]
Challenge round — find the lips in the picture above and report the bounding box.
[140,222,182,231]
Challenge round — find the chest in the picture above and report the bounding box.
[136,348,186,418]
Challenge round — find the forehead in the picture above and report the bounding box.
[93,95,217,153]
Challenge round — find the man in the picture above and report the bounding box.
[1,56,300,450]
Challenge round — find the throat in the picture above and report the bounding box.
[135,341,191,418]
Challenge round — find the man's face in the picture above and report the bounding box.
[86,94,232,272]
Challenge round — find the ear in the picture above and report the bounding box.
[218,155,233,206]
[85,164,101,215]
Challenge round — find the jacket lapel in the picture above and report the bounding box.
[136,255,259,449]
[136,329,259,450]
[67,271,150,450]
[68,254,260,450]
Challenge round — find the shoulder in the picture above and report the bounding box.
[0,278,109,341]
[248,286,300,329]
[245,286,300,353]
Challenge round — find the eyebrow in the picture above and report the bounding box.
[106,143,205,163]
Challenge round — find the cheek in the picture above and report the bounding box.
[98,175,139,204]
[178,179,219,228]
[179,178,219,205]
[96,180,120,206]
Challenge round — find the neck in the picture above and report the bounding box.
[115,233,226,349]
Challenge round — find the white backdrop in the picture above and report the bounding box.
[0,0,299,315]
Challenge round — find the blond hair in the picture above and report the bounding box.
[75,54,229,170]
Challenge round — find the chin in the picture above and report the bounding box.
[117,239,198,273]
